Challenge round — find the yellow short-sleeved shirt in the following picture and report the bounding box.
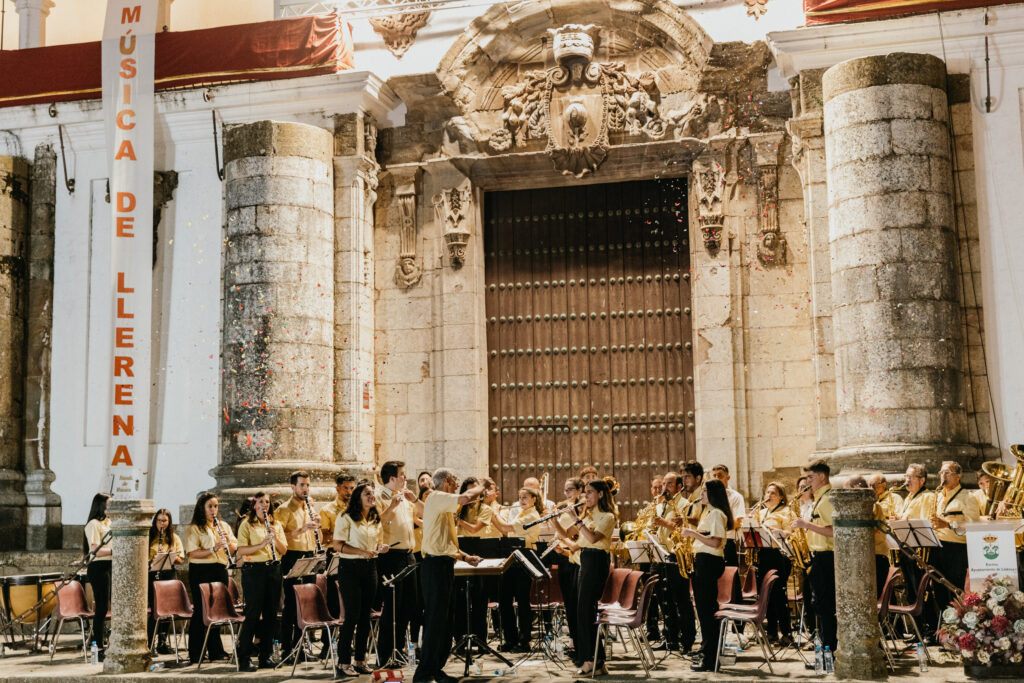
[336,514,383,559]
[85,518,112,562]
[422,490,461,558]
[685,490,705,526]
[807,485,834,552]
[899,488,937,521]
[878,490,904,519]
[149,532,184,562]
[511,508,542,549]
[759,503,794,531]
[237,518,286,563]
[936,485,981,545]
[696,508,727,557]
[458,502,489,538]
[186,521,236,565]
[577,509,616,552]
[656,493,684,546]
[319,497,345,542]
[972,488,989,513]
[281,496,317,552]
[377,486,416,550]
[872,503,889,556]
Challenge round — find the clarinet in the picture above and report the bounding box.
[214,514,237,567]
[304,495,325,554]
[263,512,279,563]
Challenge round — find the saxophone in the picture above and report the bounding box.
[920,482,943,564]
[670,526,695,578]
[625,499,658,542]
[788,493,810,571]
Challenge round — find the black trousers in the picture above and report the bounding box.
[499,564,533,646]
[280,549,313,650]
[755,549,791,639]
[576,549,609,665]
[693,553,725,667]
[147,568,176,644]
[557,560,580,647]
[377,549,413,663]
[338,558,377,664]
[409,552,425,646]
[875,554,890,600]
[931,542,968,629]
[724,539,739,567]
[807,551,837,651]
[657,563,696,649]
[86,561,111,649]
[188,562,229,662]
[415,555,455,680]
[237,562,282,662]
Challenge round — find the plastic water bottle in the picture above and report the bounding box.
[149,662,165,671]
[407,641,416,666]
[917,642,928,672]
[90,641,99,665]
[273,639,282,662]
[823,646,834,674]
[813,644,824,675]
[474,662,482,675]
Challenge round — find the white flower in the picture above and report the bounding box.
[994,605,1007,617]
[992,585,1010,602]
[999,637,1012,650]
[964,611,980,628]
[943,607,960,624]
[1014,591,1024,603]
[1013,653,1023,664]
[988,598,1001,611]
[978,650,991,664]
[1015,620,1024,634]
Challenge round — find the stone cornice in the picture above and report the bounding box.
[768,5,1024,77]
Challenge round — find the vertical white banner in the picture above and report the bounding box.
[102,1,158,497]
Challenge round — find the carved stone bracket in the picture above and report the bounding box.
[751,133,786,267]
[692,157,726,256]
[433,182,472,268]
[392,167,422,288]
[369,11,430,58]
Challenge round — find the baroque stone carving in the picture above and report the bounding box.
[745,0,771,19]
[434,185,472,268]
[486,24,671,178]
[394,193,421,287]
[692,159,726,255]
[368,11,430,58]
[756,165,786,266]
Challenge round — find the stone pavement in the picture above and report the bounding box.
[0,632,970,682]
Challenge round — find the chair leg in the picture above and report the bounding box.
[629,628,651,678]
[291,628,308,677]
[714,619,728,673]
[754,623,774,675]
[591,623,605,679]
[227,623,239,671]
[170,617,181,664]
[48,618,64,662]
[150,618,160,654]
[197,624,213,670]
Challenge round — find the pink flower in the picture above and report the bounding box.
[965,593,983,608]
[959,633,978,651]
[993,616,1012,635]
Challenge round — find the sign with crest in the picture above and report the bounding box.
[966,522,1020,592]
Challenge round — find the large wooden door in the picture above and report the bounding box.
[484,179,695,518]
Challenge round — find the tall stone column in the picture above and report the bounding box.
[824,54,970,474]
[214,121,339,509]
[832,488,887,679]
[24,143,61,551]
[104,498,155,674]
[0,154,29,550]
[14,0,55,49]
[332,113,378,478]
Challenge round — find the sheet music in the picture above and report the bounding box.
[149,552,178,572]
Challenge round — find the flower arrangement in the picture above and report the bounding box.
[938,575,1024,666]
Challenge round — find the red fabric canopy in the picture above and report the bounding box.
[805,0,1019,24]
[0,14,354,108]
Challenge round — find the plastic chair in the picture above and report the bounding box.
[876,567,900,669]
[714,571,780,674]
[886,572,933,664]
[150,579,193,664]
[716,566,740,605]
[740,566,759,601]
[592,578,660,678]
[282,583,343,676]
[227,576,243,611]
[599,568,630,608]
[196,582,244,671]
[48,581,94,663]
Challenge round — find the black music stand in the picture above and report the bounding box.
[454,557,515,676]
[379,562,419,668]
[149,552,178,573]
[277,555,327,670]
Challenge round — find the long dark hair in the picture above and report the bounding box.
[586,479,616,517]
[190,492,218,529]
[458,477,480,520]
[343,482,380,524]
[245,492,274,525]
[704,479,734,530]
[149,508,176,546]
[519,487,544,516]
[83,493,111,553]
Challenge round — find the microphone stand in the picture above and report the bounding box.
[379,562,419,668]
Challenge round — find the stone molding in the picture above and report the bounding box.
[433,181,472,268]
[369,11,431,58]
[750,132,787,267]
[392,167,423,288]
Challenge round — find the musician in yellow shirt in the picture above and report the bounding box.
[185,492,236,664]
[929,461,981,635]
[147,508,184,654]
[755,482,795,645]
[790,460,837,653]
[495,487,543,652]
[234,492,287,671]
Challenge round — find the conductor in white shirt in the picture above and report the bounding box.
[710,464,746,567]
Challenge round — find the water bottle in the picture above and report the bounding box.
[823,646,834,674]
[474,662,482,675]
[917,642,928,672]
[149,662,165,671]
[90,641,99,665]
[407,641,417,666]
[813,645,823,675]
[273,639,282,662]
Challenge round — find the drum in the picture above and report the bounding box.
[0,573,61,624]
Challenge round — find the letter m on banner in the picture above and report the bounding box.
[101,1,158,498]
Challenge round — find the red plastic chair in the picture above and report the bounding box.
[876,567,900,669]
[196,582,244,671]
[601,570,643,614]
[592,578,660,678]
[741,566,758,601]
[886,572,933,664]
[150,579,193,664]
[714,572,780,674]
[227,576,243,611]
[716,566,740,605]
[49,581,94,663]
[287,583,343,676]
[598,568,630,608]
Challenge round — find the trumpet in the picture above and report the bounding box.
[303,495,325,555]
[214,514,236,568]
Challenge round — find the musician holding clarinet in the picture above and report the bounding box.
[185,492,237,664]
[234,492,287,671]
[279,470,322,652]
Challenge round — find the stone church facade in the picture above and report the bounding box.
[0,0,1015,548]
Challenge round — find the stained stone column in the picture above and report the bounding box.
[824,53,970,473]
[832,488,886,679]
[14,0,55,49]
[0,154,29,550]
[214,121,339,509]
[104,498,155,674]
[24,144,61,551]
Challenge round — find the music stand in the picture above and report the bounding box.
[149,552,178,573]
[453,557,515,676]
[885,519,941,553]
[379,562,419,668]
[741,525,773,551]
[277,555,328,669]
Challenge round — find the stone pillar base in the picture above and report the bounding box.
[826,443,985,484]
[104,498,155,674]
[24,470,61,551]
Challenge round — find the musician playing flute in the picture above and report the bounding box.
[376,460,421,666]
[279,470,320,652]
[755,482,794,645]
[234,492,287,671]
[185,492,236,664]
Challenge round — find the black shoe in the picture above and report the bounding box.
[97,649,106,663]
[691,662,713,672]
[257,657,275,669]
[354,664,374,674]
[238,661,255,672]
[155,643,174,655]
[497,642,518,652]
[437,674,461,683]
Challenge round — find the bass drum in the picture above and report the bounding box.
[0,573,62,624]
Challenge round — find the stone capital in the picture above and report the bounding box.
[748,131,785,168]
[13,0,55,13]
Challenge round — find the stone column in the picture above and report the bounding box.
[214,121,339,510]
[0,154,29,550]
[823,53,971,474]
[23,143,61,551]
[104,498,155,674]
[332,113,378,478]
[14,0,55,49]
[832,488,887,679]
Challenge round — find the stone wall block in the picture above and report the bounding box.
[225,175,317,211]
[824,121,892,168]
[227,156,330,183]
[828,155,933,204]
[891,119,950,158]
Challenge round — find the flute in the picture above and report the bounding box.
[523,500,584,529]
[304,495,325,554]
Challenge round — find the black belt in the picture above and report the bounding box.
[340,557,375,562]
[810,550,834,558]
[387,548,413,553]
[581,548,607,555]
[242,560,281,567]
